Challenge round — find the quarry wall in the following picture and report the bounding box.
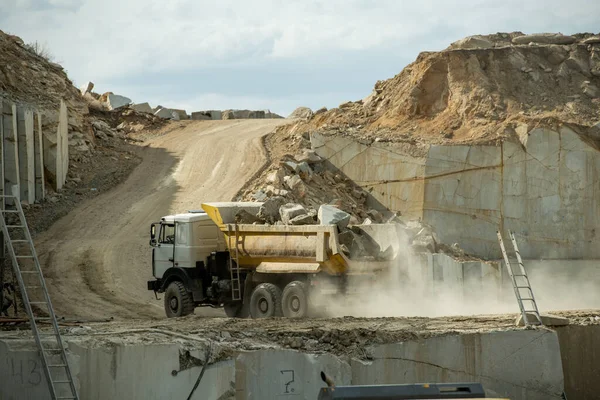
[0,328,566,400]
[312,126,600,260]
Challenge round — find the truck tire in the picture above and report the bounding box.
[164,281,194,318]
[249,283,282,318]
[224,301,249,318]
[282,281,308,318]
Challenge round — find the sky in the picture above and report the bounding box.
[1,0,599,116]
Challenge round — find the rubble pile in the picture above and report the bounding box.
[277,32,600,146]
[238,131,371,222]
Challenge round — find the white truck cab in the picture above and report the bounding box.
[147,211,231,317]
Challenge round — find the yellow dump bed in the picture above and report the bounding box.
[201,202,401,276]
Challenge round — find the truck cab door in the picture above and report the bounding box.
[153,223,175,278]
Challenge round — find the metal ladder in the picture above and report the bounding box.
[497,230,543,326]
[227,224,243,301]
[0,195,79,399]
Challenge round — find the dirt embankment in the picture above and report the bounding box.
[282,32,600,147]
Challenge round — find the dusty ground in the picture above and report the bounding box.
[31,119,287,321]
[2,310,599,360]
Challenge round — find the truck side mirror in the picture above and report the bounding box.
[150,223,157,246]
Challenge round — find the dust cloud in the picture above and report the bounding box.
[312,228,600,319]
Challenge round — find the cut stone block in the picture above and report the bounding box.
[131,102,153,113]
[106,94,132,110]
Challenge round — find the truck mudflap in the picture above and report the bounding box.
[147,279,161,292]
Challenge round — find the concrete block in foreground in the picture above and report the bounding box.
[352,329,565,400]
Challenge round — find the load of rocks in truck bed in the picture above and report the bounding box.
[233,197,444,261]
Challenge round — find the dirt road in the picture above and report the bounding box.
[35,119,287,320]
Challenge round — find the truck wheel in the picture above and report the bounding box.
[249,283,282,318]
[282,281,308,318]
[224,301,249,318]
[164,281,194,318]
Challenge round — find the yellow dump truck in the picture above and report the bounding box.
[147,202,402,318]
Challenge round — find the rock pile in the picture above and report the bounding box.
[239,134,373,222]
[233,197,444,260]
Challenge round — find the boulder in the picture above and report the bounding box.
[172,109,188,120]
[132,102,153,114]
[251,189,267,201]
[284,175,307,197]
[314,107,328,115]
[248,110,266,119]
[512,33,576,45]
[583,36,600,44]
[450,35,494,49]
[280,204,307,225]
[106,94,132,110]
[79,81,94,96]
[318,205,351,230]
[258,196,286,223]
[191,111,211,120]
[235,209,262,224]
[590,49,600,77]
[288,107,313,120]
[154,107,174,119]
[91,119,111,132]
[582,81,600,98]
[222,110,235,120]
[266,169,286,185]
[296,162,313,181]
[282,161,299,173]
[296,150,322,164]
[208,110,223,120]
[366,209,383,223]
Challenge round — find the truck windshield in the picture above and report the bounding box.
[160,224,175,244]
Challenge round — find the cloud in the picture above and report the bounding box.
[1,0,599,114]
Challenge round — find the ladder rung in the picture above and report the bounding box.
[35,317,53,321]
[39,332,58,336]
[516,286,531,289]
[6,225,25,228]
[25,285,42,288]
[48,364,67,368]
[21,271,40,274]
[11,239,29,243]
[15,255,34,259]
[57,397,77,399]
[1,209,19,213]
[520,297,534,301]
[29,301,49,305]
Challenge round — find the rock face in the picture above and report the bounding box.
[106,94,132,110]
